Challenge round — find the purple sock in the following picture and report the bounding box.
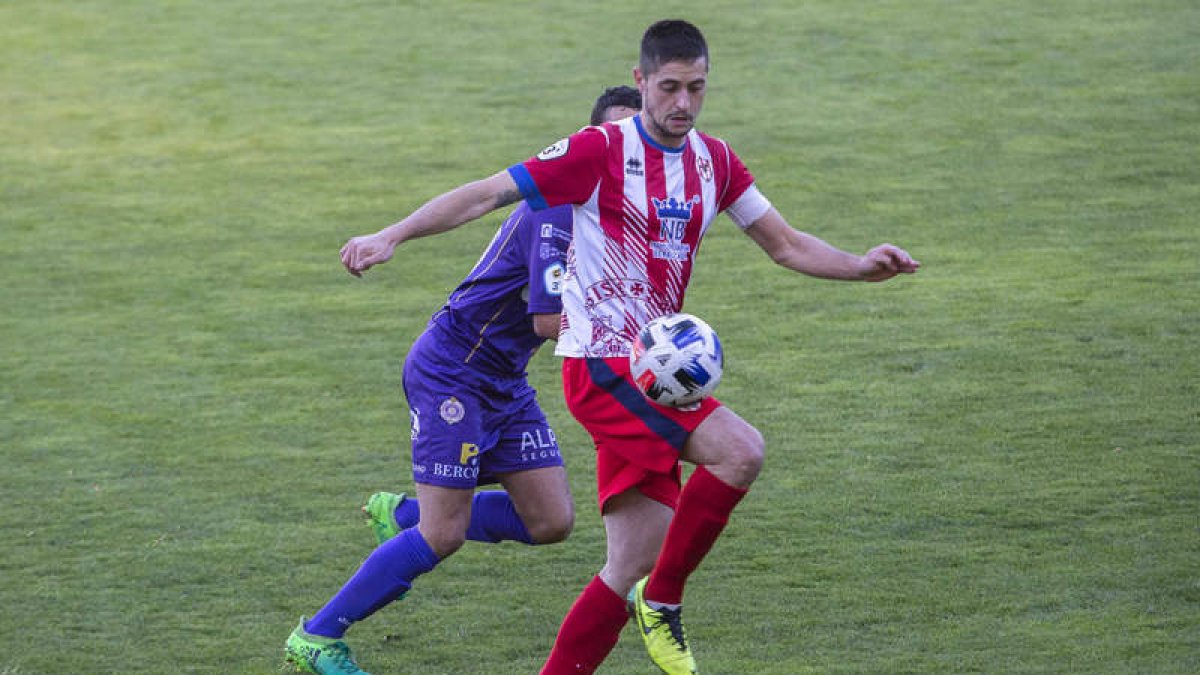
[397,491,533,544]
[393,495,420,529]
[465,490,533,544]
[305,527,439,638]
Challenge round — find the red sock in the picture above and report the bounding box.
[644,465,748,605]
[540,576,629,674]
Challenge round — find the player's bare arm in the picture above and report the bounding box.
[532,313,562,340]
[743,208,920,282]
[340,170,521,276]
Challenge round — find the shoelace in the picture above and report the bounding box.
[650,606,690,653]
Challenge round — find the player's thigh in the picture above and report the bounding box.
[680,406,764,477]
[598,488,674,595]
[496,465,574,542]
[483,399,564,479]
[414,483,475,557]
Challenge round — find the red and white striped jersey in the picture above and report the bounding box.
[508,114,769,357]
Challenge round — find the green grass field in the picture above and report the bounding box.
[2,1,1197,672]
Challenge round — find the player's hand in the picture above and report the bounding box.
[340,232,397,277]
[858,244,920,282]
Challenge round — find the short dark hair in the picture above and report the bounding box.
[639,19,709,75]
[590,85,642,125]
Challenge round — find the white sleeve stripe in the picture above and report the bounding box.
[721,140,733,198]
[726,185,772,230]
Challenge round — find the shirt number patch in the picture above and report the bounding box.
[543,262,565,296]
[537,139,569,161]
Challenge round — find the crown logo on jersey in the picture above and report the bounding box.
[652,195,699,221]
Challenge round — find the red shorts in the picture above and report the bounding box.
[562,356,722,512]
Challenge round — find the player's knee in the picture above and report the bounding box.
[725,424,765,484]
[528,507,574,544]
[421,529,467,558]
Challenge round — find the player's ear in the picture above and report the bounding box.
[633,66,645,89]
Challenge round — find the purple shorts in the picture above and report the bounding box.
[402,334,563,490]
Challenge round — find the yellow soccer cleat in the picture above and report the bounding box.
[628,577,698,674]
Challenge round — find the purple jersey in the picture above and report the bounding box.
[425,202,572,374]
[405,202,572,488]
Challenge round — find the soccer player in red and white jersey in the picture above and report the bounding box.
[341,19,918,675]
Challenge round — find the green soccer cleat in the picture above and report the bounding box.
[361,491,408,546]
[284,619,370,675]
[628,577,698,674]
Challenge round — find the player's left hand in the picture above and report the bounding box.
[340,232,397,277]
[859,244,921,282]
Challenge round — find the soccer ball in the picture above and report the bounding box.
[630,313,724,408]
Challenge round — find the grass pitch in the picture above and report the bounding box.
[2,1,1197,673]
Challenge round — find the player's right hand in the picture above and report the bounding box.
[340,232,396,277]
[858,243,920,282]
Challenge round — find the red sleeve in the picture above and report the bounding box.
[510,126,610,210]
[712,139,757,213]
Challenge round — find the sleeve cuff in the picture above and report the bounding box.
[507,164,548,211]
[725,184,772,230]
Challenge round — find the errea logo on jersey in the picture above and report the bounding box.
[537,139,569,161]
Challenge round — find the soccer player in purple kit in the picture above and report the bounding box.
[283,87,641,675]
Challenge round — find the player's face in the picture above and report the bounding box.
[635,57,708,147]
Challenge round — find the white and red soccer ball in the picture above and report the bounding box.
[630,313,724,408]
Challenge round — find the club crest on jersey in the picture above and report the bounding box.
[696,156,713,182]
[439,397,465,424]
[651,195,698,261]
[537,138,569,161]
[653,195,699,222]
